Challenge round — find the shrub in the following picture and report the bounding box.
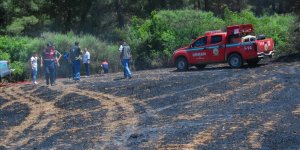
[126,10,225,69]
[224,8,297,56]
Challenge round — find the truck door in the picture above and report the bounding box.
[206,35,225,62]
[187,36,208,64]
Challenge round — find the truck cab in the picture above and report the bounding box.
[172,24,275,71]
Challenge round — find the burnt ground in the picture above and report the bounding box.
[0,54,300,149]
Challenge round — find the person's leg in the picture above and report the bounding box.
[72,62,76,80]
[53,63,57,83]
[124,59,132,78]
[49,61,55,85]
[44,63,50,85]
[122,60,127,77]
[85,63,90,76]
[32,69,35,84]
[74,60,80,80]
[34,68,37,83]
[87,63,90,76]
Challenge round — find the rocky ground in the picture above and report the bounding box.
[0,54,300,149]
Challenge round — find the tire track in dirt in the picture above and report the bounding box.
[0,81,141,149]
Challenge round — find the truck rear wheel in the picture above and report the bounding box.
[176,57,188,71]
[228,53,243,68]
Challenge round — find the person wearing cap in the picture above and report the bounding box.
[40,42,56,86]
[70,41,81,81]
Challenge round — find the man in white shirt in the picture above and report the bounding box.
[31,53,39,84]
[83,48,90,76]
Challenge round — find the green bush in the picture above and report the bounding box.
[0,33,120,81]
[10,61,26,81]
[126,10,225,69]
[0,51,10,60]
[224,8,297,56]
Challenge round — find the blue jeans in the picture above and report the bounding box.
[32,68,37,83]
[122,59,132,78]
[44,60,55,85]
[84,63,90,76]
[102,64,109,73]
[73,60,80,80]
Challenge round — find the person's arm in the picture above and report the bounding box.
[30,58,34,69]
[87,52,90,63]
[40,56,43,67]
[56,50,62,64]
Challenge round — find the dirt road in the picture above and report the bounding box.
[0,54,300,149]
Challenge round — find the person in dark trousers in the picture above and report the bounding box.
[101,59,109,74]
[120,41,132,79]
[83,48,90,76]
[70,41,81,81]
[41,42,56,86]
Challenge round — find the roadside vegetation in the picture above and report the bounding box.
[0,0,299,81]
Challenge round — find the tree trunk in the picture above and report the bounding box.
[115,0,124,28]
[194,0,201,10]
[272,0,276,13]
[79,0,93,32]
[278,1,285,13]
[237,0,241,12]
[204,0,209,11]
[255,0,263,16]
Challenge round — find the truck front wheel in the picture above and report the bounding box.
[176,57,188,71]
[228,54,243,68]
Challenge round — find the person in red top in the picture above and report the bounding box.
[41,42,56,86]
[101,59,109,74]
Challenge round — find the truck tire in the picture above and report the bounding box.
[176,57,188,71]
[247,58,259,66]
[196,64,207,70]
[228,53,243,68]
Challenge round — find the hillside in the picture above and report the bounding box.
[0,55,300,149]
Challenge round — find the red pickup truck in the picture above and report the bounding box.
[172,24,275,71]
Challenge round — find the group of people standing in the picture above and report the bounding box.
[31,40,132,85]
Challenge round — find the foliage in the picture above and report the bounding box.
[10,61,26,81]
[0,33,120,81]
[224,8,298,56]
[0,51,10,60]
[127,10,225,69]
[1,0,297,36]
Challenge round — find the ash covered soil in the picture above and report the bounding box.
[0,54,300,149]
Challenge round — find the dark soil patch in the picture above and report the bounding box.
[0,102,30,131]
[0,96,8,106]
[55,93,100,110]
[32,86,62,102]
[274,53,300,62]
[20,85,36,92]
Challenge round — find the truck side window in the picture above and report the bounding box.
[210,35,222,44]
[192,37,207,47]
